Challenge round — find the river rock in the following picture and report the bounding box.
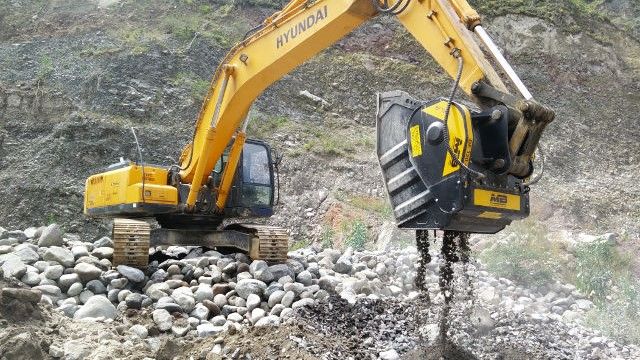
[194,285,214,302]
[246,293,261,311]
[153,309,173,331]
[44,264,64,280]
[67,282,83,297]
[255,315,281,327]
[171,287,196,312]
[94,236,113,248]
[74,295,116,319]
[58,273,80,291]
[190,303,210,320]
[202,299,221,316]
[268,290,286,307]
[125,293,143,309]
[1,230,27,242]
[74,263,102,283]
[129,324,148,339]
[92,247,113,259]
[37,224,64,247]
[281,291,295,307]
[21,271,40,286]
[71,246,90,259]
[43,247,75,267]
[1,255,26,279]
[296,270,313,286]
[13,246,39,263]
[235,279,267,299]
[116,265,145,283]
[335,256,352,274]
[197,323,223,337]
[379,349,400,360]
[213,293,227,308]
[269,264,294,280]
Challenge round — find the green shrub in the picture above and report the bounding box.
[304,134,355,157]
[575,239,640,344]
[574,241,617,302]
[247,115,291,138]
[344,220,368,251]
[346,195,392,218]
[320,227,335,249]
[162,15,199,41]
[289,239,307,251]
[37,56,54,81]
[199,4,213,14]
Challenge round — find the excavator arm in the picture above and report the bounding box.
[175,0,553,212]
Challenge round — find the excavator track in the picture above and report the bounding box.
[112,218,151,267]
[241,224,289,263]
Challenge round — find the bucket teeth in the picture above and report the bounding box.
[112,218,150,268]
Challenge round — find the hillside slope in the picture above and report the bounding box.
[0,0,638,245]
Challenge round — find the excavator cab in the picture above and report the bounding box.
[221,139,276,218]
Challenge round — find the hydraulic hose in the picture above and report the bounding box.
[372,0,412,15]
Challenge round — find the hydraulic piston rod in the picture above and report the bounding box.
[474,25,533,100]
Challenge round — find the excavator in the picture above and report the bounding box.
[83,0,554,268]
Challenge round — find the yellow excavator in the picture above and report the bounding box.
[84,0,554,267]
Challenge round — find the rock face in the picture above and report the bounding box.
[0,333,45,360]
[1,287,42,304]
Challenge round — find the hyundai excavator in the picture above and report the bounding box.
[83,0,554,268]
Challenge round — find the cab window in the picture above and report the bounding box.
[241,143,272,207]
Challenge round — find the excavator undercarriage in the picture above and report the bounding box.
[111,218,289,267]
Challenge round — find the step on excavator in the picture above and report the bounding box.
[84,0,555,269]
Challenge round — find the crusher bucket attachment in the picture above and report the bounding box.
[376,90,530,233]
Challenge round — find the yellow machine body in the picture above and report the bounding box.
[84,163,178,216]
[82,0,554,259]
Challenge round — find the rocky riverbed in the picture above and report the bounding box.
[0,223,638,359]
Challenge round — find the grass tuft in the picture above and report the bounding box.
[479,220,563,288]
[343,219,368,251]
[171,72,211,101]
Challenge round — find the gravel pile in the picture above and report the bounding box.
[1,223,639,359]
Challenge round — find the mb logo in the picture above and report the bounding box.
[490,193,508,206]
